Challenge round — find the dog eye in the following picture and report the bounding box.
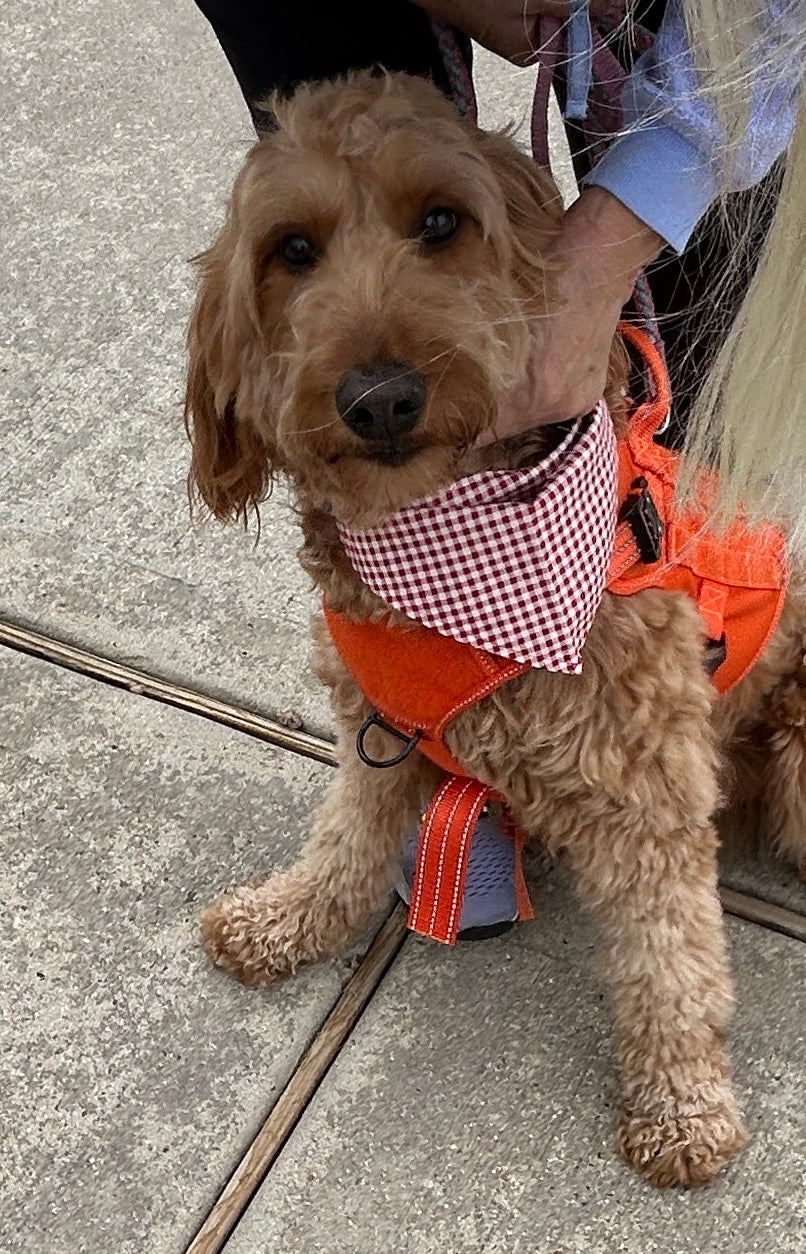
[278,233,319,271]
[417,208,460,248]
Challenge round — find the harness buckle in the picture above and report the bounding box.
[356,711,423,769]
[622,476,663,564]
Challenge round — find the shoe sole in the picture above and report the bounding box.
[395,886,516,942]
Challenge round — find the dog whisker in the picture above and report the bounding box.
[285,414,345,437]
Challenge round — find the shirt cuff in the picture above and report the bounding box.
[584,122,719,253]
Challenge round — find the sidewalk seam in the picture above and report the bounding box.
[184,905,409,1254]
[0,616,336,766]
[4,614,806,1249]
[3,616,805,949]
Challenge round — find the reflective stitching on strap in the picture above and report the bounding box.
[408,777,535,945]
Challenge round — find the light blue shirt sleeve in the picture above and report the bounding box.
[585,0,804,251]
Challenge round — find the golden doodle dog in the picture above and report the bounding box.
[184,71,806,1188]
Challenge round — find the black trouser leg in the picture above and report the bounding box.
[193,0,451,131]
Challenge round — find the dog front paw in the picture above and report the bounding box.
[618,1091,748,1188]
[200,875,328,986]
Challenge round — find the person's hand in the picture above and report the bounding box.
[488,187,664,439]
[411,5,665,431]
[415,1,621,65]
[415,0,565,64]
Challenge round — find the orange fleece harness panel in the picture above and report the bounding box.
[325,324,788,943]
[607,325,788,694]
[324,606,528,777]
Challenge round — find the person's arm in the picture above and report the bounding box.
[516,0,802,434]
[586,0,803,252]
[418,0,803,429]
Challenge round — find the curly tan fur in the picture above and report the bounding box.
[185,72,806,1189]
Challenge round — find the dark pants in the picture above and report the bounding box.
[192,0,452,131]
[193,0,773,434]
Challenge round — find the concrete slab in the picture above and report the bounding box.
[1,0,331,732]
[227,861,806,1254]
[0,649,355,1254]
[474,45,577,202]
[474,46,537,138]
[720,839,806,917]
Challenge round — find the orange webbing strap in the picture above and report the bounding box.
[608,522,642,584]
[698,579,729,643]
[408,776,488,945]
[407,775,533,946]
[607,322,674,584]
[502,808,535,925]
[617,321,671,442]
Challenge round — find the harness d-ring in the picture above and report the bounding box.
[356,711,423,769]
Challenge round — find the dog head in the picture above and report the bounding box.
[185,72,563,529]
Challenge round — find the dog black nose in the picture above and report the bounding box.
[335,361,426,441]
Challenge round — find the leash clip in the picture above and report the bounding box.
[622,476,663,564]
[356,711,423,769]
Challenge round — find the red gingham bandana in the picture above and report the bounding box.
[336,402,618,674]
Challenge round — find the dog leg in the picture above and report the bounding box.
[201,716,431,986]
[715,584,806,880]
[569,814,748,1187]
[532,721,749,1188]
[487,670,748,1185]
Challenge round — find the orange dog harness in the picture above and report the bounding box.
[326,324,788,944]
[607,325,787,693]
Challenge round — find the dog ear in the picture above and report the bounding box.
[479,132,631,420]
[184,231,276,525]
[475,131,564,280]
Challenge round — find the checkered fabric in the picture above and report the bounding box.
[337,402,618,674]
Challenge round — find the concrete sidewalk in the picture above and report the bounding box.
[2,3,805,1251]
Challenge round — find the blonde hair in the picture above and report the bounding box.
[676,0,806,540]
